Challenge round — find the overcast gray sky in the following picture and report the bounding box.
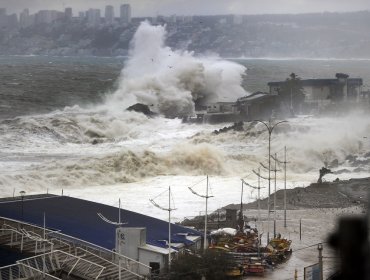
[2,0,370,16]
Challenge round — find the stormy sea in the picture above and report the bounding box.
[1,22,370,222]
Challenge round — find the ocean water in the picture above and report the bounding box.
[1,23,370,222]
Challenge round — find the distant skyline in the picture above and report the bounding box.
[2,0,370,16]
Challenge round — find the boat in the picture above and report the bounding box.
[244,257,265,276]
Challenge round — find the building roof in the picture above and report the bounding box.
[139,244,176,255]
[237,92,276,103]
[0,195,201,250]
[268,78,363,87]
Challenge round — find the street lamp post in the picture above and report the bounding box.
[255,119,287,243]
[19,191,26,222]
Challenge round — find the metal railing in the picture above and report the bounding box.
[17,250,105,280]
[75,246,145,279]
[0,226,54,254]
[0,216,152,278]
[49,231,152,275]
[0,262,60,280]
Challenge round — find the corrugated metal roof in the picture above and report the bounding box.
[0,196,201,250]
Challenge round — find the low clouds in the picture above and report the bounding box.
[2,0,370,16]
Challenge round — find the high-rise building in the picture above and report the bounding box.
[65,7,72,20]
[105,5,114,24]
[78,12,85,19]
[86,8,101,26]
[20,8,31,28]
[35,10,64,24]
[120,4,131,24]
[7,13,18,29]
[0,8,6,28]
[0,8,19,29]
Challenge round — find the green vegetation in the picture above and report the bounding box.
[168,250,235,280]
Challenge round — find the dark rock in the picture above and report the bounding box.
[345,155,357,162]
[329,159,339,168]
[126,103,156,117]
[213,121,244,134]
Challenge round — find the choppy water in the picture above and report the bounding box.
[2,55,370,120]
[1,52,370,221]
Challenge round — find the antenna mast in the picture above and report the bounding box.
[97,198,127,280]
[150,187,176,270]
[189,175,214,251]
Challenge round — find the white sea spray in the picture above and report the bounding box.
[104,21,247,117]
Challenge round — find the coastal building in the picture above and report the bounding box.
[105,5,115,24]
[86,8,101,26]
[120,4,131,24]
[19,9,34,28]
[35,10,64,24]
[206,101,237,114]
[237,92,278,120]
[64,7,72,20]
[0,194,201,275]
[204,101,239,123]
[268,73,363,109]
[0,9,18,29]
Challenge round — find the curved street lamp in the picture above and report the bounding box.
[254,119,287,243]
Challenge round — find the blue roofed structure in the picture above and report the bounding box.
[0,195,201,250]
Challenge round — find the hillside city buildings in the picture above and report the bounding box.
[0,6,370,58]
[0,4,134,29]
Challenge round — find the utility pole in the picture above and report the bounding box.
[241,177,265,225]
[242,177,265,252]
[254,119,287,243]
[19,191,25,224]
[284,147,288,228]
[189,175,213,251]
[98,198,127,280]
[258,167,261,222]
[273,153,277,237]
[239,179,245,232]
[318,243,323,280]
[252,169,269,242]
[271,147,289,228]
[260,160,280,239]
[150,187,176,270]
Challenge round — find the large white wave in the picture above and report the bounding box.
[2,111,369,196]
[104,21,248,118]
